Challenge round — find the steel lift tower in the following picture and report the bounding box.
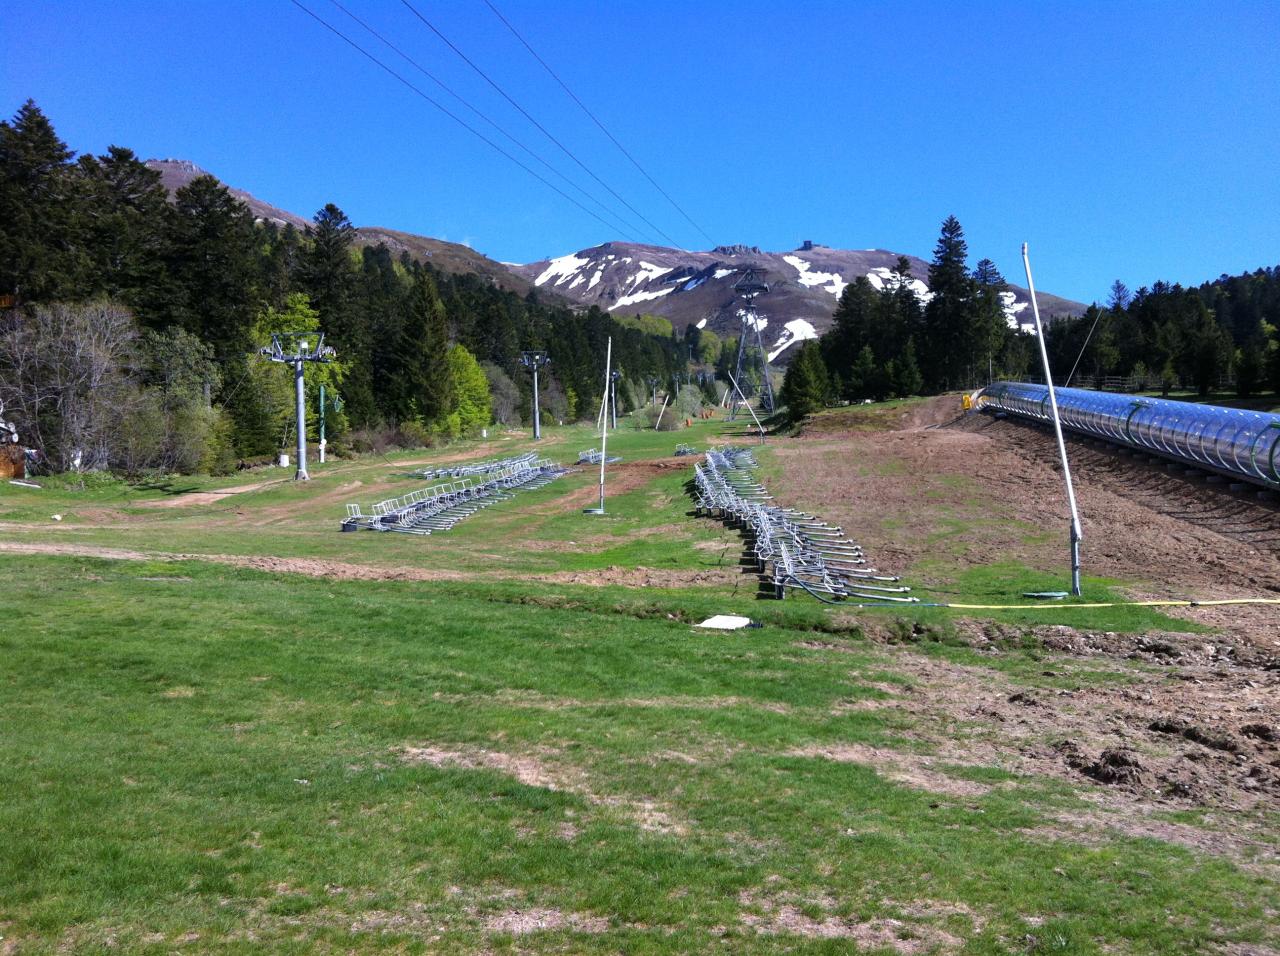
[260,332,335,481]
[729,268,776,419]
[520,350,551,440]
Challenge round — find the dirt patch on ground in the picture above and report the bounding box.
[0,540,476,582]
[137,479,281,509]
[794,630,1280,868]
[400,744,686,836]
[737,887,966,950]
[787,743,995,799]
[484,908,608,935]
[767,406,1280,646]
[554,459,686,510]
[535,564,741,588]
[797,395,965,437]
[402,746,568,791]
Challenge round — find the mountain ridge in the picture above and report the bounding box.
[512,241,1086,362]
[144,159,539,297]
[146,158,1086,362]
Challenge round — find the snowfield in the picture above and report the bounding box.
[610,287,674,311]
[535,253,591,287]
[768,318,820,362]
[782,255,847,297]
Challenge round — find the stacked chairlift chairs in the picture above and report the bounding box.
[343,456,566,534]
[578,448,621,465]
[979,382,1280,491]
[411,451,542,481]
[693,447,917,603]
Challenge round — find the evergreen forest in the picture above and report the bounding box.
[0,100,686,473]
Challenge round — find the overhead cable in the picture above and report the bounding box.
[328,0,645,243]
[482,0,715,248]
[398,0,685,250]
[288,0,636,240]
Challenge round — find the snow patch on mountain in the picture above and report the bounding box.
[999,290,1032,330]
[783,255,847,297]
[768,319,820,362]
[535,253,590,287]
[864,267,933,303]
[610,287,674,311]
[630,261,673,287]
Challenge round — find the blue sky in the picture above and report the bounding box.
[4,1,1278,303]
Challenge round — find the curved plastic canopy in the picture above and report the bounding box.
[979,382,1280,489]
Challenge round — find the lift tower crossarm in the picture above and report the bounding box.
[260,332,335,481]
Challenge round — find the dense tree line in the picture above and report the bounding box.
[1044,269,1280,397]
[784,213,1280,421]
[0,100,684,472]
[787,216,1026,417]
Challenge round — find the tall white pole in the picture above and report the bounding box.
[531,363,542,440]
[294,349,309,481]
[1023,243,1082,595]
[597,337,612,512]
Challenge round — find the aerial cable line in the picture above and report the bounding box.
[327,0,646,244]
[287,0,638,240]
[482,0,715,248]
[397,0,685,251]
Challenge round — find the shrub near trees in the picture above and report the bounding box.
[0,100,686,473]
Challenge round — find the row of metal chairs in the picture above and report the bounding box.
[343,459,566,535]
[411,451,539,481]
[577,448,622,465]
[692,447,916,603]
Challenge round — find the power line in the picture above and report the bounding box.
[482,0,715,249]
[397,0,685,251]
[327,0,645,244]
[287,0,637,241]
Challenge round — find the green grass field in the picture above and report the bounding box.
[2,413,1276,953]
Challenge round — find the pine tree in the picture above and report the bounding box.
[821,278,877,398]
[848,345,877,399]
[1106,280,1132,312]
[894,338,924,396]
[972,258,1006,288]
[76,145,168,303]
[0,99,83,300]
[163,175,261,359]
[780,340,829,422]
[390,269,453,425]
[303,204,375,423]
[924,215,981,390]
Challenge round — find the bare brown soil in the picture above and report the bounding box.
[400,744,686,835]
[0,540,475,581]
[771,397,1280,646]
[137,479,281,508]
[794,627,1280,870]
[736,886,967,950]
[553,459,687,510]
[535,564,741,588]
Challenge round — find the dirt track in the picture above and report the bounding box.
[770,397,1280,646]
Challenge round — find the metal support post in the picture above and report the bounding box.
[319,384,326,464]
[260,333,335,482]
[520,350,550,441]
[1023,243,1084,596]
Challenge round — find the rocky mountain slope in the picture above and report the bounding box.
[145,159,1086,363]
[511,241,1086,362]
[145,159,537,296]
